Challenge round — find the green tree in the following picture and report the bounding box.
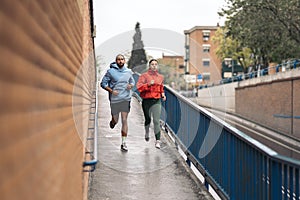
[219,0,300,64]
[212,27,252,70]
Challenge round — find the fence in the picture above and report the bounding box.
[202,59,300,88]
[162,86,300,199]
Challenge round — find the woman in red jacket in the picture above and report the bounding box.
[136,59,166,149]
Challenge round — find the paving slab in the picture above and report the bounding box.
[88,88,214,200]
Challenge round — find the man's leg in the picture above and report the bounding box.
[120,112,128,136]
[110,103,119,129]
[110,114,119,129]
[120,112,128,151]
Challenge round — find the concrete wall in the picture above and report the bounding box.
[195,68,300,139]
[236,68,300,139]
[0,1,95,200]
[196,82,237,113]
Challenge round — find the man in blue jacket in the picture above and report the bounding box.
[100,54,135,152]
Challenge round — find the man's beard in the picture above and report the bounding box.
[117,63,124,68]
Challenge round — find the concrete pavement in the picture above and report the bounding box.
[88,88,214,200]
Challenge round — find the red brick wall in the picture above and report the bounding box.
[236,78,299,138]
[160,55,185,81]
[0,1,95,200]
[293,79,300,137]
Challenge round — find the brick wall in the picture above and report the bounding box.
[0,0,95,200]
[236,72,300,139]
[292,79,300,137]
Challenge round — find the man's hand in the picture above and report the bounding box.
[127,84,134,90]
[112,90,119,96]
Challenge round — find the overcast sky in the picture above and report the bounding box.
[93,0,225,44]
[92,0,226,62]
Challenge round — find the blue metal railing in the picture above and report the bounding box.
[162,86,300,199]
[132,73,142,102]
[202,59,300,89]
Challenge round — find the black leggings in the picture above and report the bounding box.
[142,98,161,140]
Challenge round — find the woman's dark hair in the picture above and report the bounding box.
[148,59,158,65]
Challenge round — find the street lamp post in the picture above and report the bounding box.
[175,58,179,90]
[232,59,234,77]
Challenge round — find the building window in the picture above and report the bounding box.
[203,44,210,53]
[202,30,210,41]
[202,72,210,81]
[185,46,190,60]
[224,58,232,66]
[202,58,210,67]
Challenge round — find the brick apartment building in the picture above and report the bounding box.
[160,54,185,69]
[184,26,222,86]
[159,54,184,89]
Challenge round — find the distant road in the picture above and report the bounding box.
[206,107,300,161]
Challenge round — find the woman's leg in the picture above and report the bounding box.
[142,99,152,127]
[150,100,161,140]
[142,99,152,141]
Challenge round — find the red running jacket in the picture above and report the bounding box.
[136,70,165,99]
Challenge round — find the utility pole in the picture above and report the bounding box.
[232,59,234,77]
[175,58,179,90]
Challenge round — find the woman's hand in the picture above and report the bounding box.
[148,80,154,86]
[161,94,166,101]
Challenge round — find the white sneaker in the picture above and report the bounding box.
[121,143,128,152]
[155,140,161,149]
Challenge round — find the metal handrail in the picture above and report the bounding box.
[162,85,300,199]
[200,59,300,88]
[83,80,99,170]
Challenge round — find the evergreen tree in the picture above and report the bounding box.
[127,22,147,73]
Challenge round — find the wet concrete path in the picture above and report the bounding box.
[88,87,214,200]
